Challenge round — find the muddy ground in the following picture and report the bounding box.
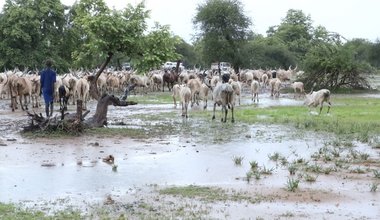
[0,90,379,219]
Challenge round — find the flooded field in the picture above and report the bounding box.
[0,91,379,219]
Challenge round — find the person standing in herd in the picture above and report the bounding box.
[40,59,57,117]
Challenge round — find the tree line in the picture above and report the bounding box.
[1,0,379,90]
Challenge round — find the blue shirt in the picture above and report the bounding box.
[40,68,57,103]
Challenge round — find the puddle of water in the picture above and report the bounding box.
[0,124,335,203]
[0,94,379,218]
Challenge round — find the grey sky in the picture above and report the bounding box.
[1,0,379,43]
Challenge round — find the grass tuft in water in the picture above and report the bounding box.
[232,156,244,166]
[285,178,300,192]
[370,183,379,192]
[373,170,380,179]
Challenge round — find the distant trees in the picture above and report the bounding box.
[0,0,379,91]
[193,0,252,72]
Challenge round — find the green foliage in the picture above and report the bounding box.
[369,40,380,68]
[268,9,313,61]
[241,36,297,69]
[132,23,181,72]
[72,0,180,73]
[0,202,82,219]
[233,155,244,166]
[193,0,252,70]
[301,40,372,90]
[175,38,198,68]
[0,0,67,72]
[285,178,300,192]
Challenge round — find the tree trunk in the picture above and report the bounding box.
[175,60,181,74]
[88,52,114,101]
[85,94,137,128]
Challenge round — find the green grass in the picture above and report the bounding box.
[285,178,300,192]
[235,97,380,142]
[127,92,174,104]
[159,185,268,203]
[233,156,244,166]
[0,203,82,220]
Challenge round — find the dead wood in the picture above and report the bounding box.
[23,94,137,133]
[84,94,137,128]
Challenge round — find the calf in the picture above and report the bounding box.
[58,85,69,111]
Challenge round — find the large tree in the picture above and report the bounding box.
[0,0,66,71]
[72,0,180,100]
[193,0,252,72]
[267,9,313,63]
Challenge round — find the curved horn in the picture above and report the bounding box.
[2,72,9,86]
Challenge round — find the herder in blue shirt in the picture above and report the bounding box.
[40,59,57,117]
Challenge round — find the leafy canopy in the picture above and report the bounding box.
[72,0,180,73]
[193,0,251,70]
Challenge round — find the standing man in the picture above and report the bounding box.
[40,59,57,117]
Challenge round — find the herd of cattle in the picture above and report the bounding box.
[0,66,331,122]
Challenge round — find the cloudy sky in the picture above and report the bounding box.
[1,0,379,43]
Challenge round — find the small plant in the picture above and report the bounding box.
[249,160,259,170]
[268,152,281,161]
[233,156,244,166]
[253,171,261,180]
[323,166,336,175]
[260,166,274,175]
[288,164,297,175]
[334,160,344,169]
[322,153,333,162]
[246,171,253,183]
[280,157,289,166]
[349,149,359,160]
[331,148,341,158]
[280,211,294,217]
[286,178,300,192]
[350,166,367,174]
[359,152,370,161]
[306,163,323,173]
[370,183,379,192]
[112,164,118,172]
[373,170,380,179]
[296,157,306,164]
[304,174,317,182]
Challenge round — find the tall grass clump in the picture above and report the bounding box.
[285,178,300,192]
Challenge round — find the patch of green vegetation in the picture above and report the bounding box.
[233,156,244,166]
[268,152,281,162]
[127,92,174,104]
[350,166,368,174]
[304,173,317,182]
[370,182,379,192]
[288,163,298,175]
[250,160,259,170]
[285,178,300,192]
[0,203,82,219]
[159,185,267,203]
[22,129,83,139]
[259,166,274,175]
[235,97,380,142]
[374,170,380,179]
